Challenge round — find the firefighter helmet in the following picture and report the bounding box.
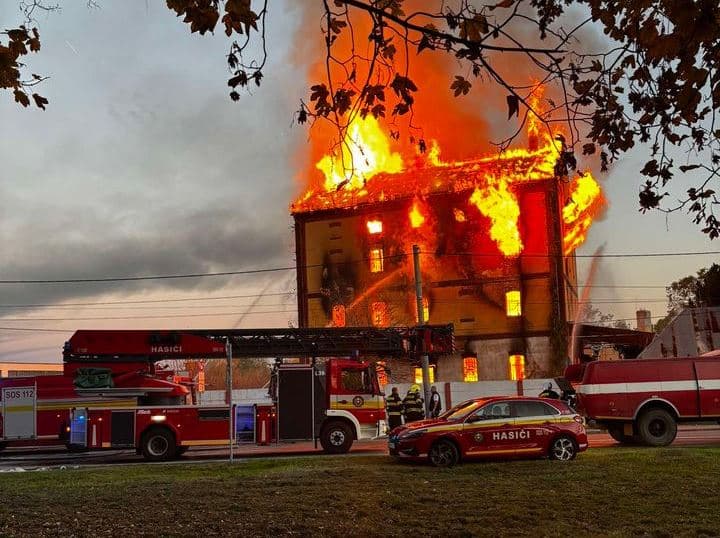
[410,384,421,393]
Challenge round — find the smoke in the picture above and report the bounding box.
[291,1,610,193]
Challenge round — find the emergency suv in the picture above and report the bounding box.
[388,396,587,467]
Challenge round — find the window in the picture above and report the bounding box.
[511,401,559,418]
[414,366,435,384]
[440,400,482,421]
[471,402,511,421]
[375,361,388,387]
[341,369,372,393]
[369,248,384,273]
[506,290,522,317]
[331,304,346,327]
[415,296,430,323]
[371,301,388,327]
[366,220,383,234]
[508,354,525,381]
[462,355,478,382]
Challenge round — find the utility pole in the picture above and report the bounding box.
[412,245,432,417]
[226,337,234,463]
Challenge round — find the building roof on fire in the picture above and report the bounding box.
[291,151,555,215]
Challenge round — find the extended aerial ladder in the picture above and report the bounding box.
[63,325,456,362]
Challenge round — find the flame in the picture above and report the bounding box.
[293,83,604,257]
[469,177,523,257]
[316,115,403,192]
[562,172,605,254]
[366,219,383,234]
[409,198,426,229]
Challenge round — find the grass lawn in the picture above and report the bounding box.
[1,448,719,537]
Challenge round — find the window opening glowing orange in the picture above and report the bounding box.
[370,248,384,273]
[462,356,478,382]
[506,290,522,317]
[376,361,388,387]
[409,200,425,228]
[371,301,388,327]
[331,304,346,327]
[414,366,435,384]
[508,354,525,381]
[366,220,383,234]
[415,296,430,323]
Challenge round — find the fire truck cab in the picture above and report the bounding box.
[274,358,385,454]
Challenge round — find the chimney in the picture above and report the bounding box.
[636,309,652,332]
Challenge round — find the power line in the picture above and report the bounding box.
[0,309,299,322]
[0,302,298,311]
[0,266,299,284]
[0,327,71,333]
[434,250,720,259]
[0,249,717,285]
[0,292,296,308]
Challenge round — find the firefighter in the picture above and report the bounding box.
[403,385,425,422]
[429,385,442,418]
[386,386,403,430]
[539,382,560,399]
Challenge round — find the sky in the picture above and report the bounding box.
[1,2,717,362]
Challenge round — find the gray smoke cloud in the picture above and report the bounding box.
[0,1,304,315]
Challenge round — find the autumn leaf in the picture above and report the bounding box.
[13,89,29,107]
[506,94,519,119]
[679,164,701,173]
[329,18,347,35]
[32,93,48,109]
[450,76,471,97]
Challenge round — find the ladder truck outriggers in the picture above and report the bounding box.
[0,326,454,461]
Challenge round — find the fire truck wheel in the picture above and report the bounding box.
[320,421,353,454]
[141,428,177,461]
[428,439,460,468]
[549,436,577,461]
[637,408,677,447]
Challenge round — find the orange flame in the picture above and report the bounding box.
[409,198,426,229]
[366,219,383,234]
[293,83,604,256]
[316,115,403,192]
[469,177,523,257]
[562,172,606,254]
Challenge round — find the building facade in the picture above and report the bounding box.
[293,157,582,381]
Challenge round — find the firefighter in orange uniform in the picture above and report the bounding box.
[386,386,403,431]
[402,385,425,422]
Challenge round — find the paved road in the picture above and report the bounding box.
[3,425,720,470]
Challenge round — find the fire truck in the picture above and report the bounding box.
[566,354,720,446]
[0,326,453,460]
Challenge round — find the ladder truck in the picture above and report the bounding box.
[0,326,454,460]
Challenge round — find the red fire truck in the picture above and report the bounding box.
[0,326,453,460]
[567,355,720,446]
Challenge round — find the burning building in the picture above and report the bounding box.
[291,107,604,381]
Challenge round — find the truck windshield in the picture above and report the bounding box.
[439,400,483,421]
